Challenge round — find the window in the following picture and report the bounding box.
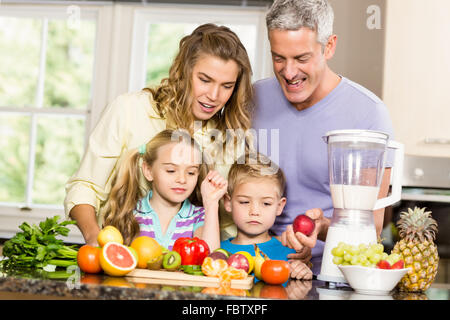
[128,5,270,91]
[0,5,101,241]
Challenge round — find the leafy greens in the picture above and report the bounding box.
[0,215,79,270]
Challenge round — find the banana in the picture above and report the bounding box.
[253,244,269,281]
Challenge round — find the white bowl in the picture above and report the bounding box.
[338,265,410,295]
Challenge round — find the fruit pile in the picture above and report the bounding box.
[201,247,289,286]
[331,242,405,269]
[77,226,291,287]
[77,226,139,276]
[201,250,250,286]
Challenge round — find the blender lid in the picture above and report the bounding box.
[323,129,390,144]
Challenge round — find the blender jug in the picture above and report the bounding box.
[317,130,404,284]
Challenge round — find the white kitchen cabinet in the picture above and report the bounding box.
[382,0,450,158]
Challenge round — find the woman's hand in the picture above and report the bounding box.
[200,170,228,206]
[69,204,100,247]
[281,208,330,256]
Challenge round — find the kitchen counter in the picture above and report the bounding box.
[0,266,448,301]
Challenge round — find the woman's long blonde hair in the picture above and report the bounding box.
[103,130,210,245]
[146,23,254,135]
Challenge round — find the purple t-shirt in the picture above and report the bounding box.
[252,76,394,274]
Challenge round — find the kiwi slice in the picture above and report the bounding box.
[162,251,182,271]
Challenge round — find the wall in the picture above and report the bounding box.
[382,0,450,157]
[329,0,386,98]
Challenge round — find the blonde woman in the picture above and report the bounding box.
[65,24,253,246]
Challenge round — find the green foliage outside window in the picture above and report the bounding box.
[0,17,94,206]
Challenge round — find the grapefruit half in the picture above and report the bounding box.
[99,242,137,276]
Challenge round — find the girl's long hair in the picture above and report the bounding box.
[145,23,254,135]
[103,130,209,245]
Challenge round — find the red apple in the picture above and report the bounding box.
[227,253,249,273]
[293,214,315,236]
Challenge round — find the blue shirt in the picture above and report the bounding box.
[220,237,296,261]
[134,191,205,250]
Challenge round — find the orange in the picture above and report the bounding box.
[130,236,162,269]
[218,266,247,288]
[99,242,137,276]
[201,257,228,277]
[97,225,123,247]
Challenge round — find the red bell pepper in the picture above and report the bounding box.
[172,237,210,266]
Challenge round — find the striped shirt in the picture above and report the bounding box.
[134,191,205,250]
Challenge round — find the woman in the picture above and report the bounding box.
[64,24,253,246]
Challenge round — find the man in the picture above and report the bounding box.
[252,0,394,275]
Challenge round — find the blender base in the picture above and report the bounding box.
[317,273,348,284]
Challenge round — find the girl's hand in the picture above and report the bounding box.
[201,170,228,206]
[288,260,313,280]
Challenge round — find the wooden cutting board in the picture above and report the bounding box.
[126,268,254,289]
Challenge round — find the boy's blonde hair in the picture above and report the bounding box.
[227,153,286,198]
[103,129,210,245]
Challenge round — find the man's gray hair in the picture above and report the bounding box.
[266,0,334,46]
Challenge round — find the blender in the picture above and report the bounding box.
[317,130,404,284]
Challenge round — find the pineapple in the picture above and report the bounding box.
[392,207,439,292]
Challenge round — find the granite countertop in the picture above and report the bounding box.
[0,266,448,300]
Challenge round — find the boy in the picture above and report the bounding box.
[221,153,312,280]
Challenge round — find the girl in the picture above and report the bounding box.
[103,129,227,249]
[65,24,253,246]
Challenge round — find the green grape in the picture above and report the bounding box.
[375,243,384,254]
[386,253,401,265]
[331,246,344,257]
[351,256,359,265]
[362,250,370,259]
[357,254,368,264]
[332,256,343,265]
[362,260,372,267]
[381,252,389,260]
[344,253,352,262]
[337,242,346,249]
[358,243,368,252]
[331,247,338,256]
[342,261,351,266]
[349,245,359,255]
[369,253,382,264]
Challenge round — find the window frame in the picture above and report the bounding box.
[0,3,113,243]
